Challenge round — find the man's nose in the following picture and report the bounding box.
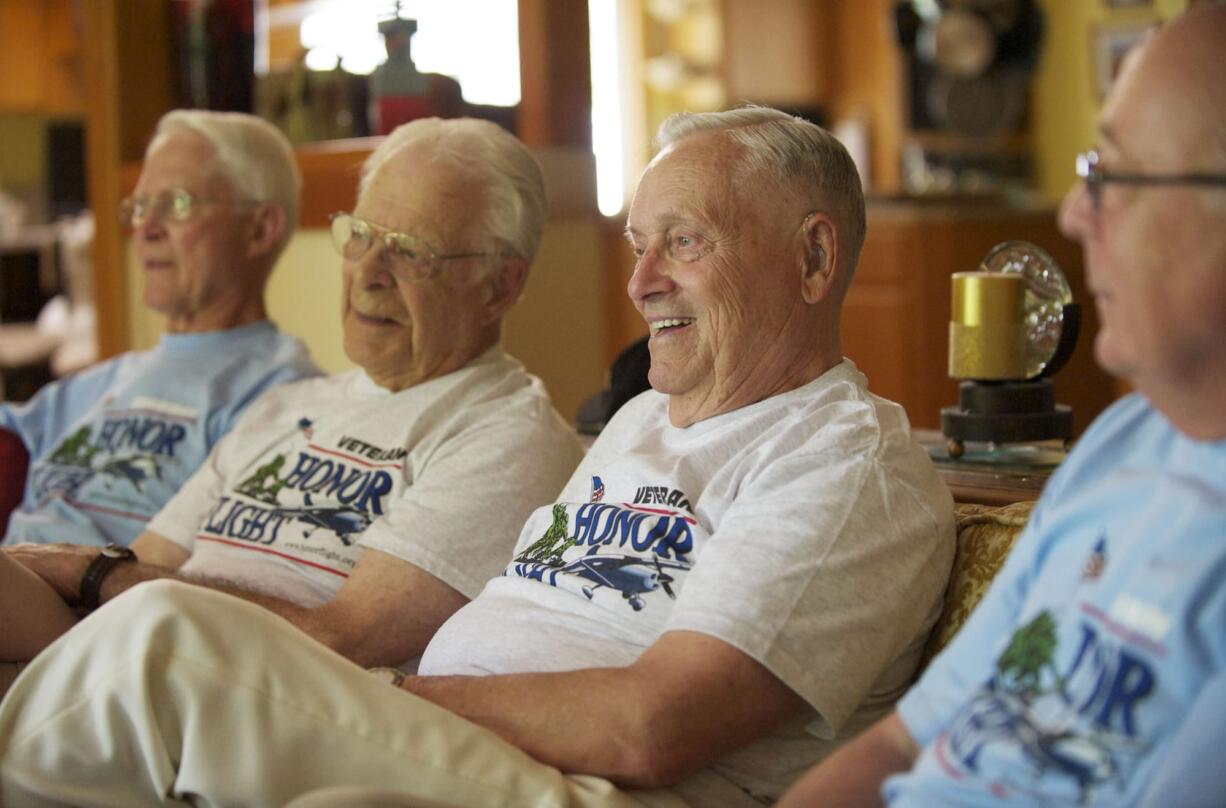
[1058,178,1092,243]
[626,243,675,304]
[132,214,168,242]
[348,246,396,289]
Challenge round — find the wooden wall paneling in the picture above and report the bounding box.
[0,1,44,111]
[82,2,125,360]
[293,138,378,228]
[517,0,592,148]
[603,216,646,364]
[83,0,175,359]
[0,0,84,115]
[722,0,826,109]
[41,0,86,117]
[824,0,904,193]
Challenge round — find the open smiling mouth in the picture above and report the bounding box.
[650,318,696,336]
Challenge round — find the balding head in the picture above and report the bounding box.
[1104,5,1226,175]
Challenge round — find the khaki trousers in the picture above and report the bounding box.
[0,581,684,808]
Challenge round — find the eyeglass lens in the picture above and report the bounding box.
[120,189,195,227]
[331,214,436,280]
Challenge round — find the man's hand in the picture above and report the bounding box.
[776,711,919,808]
[3,543,98,606]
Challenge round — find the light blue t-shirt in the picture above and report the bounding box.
[887,394,1226,807]
[1137,669,1226,808]
[1,321,318,547]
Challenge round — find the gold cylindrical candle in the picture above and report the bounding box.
[948,272,1027,380]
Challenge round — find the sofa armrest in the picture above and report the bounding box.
[919,500,1034,669]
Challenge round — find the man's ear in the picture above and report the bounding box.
[483,257,529,324]
[799,211,838,305]
[245,203,288,260]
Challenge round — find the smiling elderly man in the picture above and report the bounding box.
[0,117,583,678]
[0,110,318,549]
[0,107,953,807]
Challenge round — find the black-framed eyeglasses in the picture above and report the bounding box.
[329,212,491,282]
[119,188,259,229]
[1076,150,1226,211]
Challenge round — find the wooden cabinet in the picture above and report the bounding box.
[844,201,1116,434]
[0,0,84,115]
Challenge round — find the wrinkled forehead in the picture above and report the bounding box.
[357,149,490,241]
[628,135,744,232]
[137,131,228,194]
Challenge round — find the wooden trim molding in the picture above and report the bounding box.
[292,138,378,227]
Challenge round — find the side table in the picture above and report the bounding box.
[913,429,1066,505]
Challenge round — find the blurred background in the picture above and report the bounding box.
[0,0,1199,432]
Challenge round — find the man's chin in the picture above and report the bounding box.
[646,367,683,397]
[1093,334,1135,383]
[143,293,179,318]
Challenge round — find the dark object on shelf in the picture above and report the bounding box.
[47,122,88,220]
[895,0,1044,135]
[171,0,255,112]
[893,0,1044,193]
[941,378,1072,457]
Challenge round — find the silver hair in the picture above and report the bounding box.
[151,110,302,253]
[656,105,867,274]
[358,118,547,264]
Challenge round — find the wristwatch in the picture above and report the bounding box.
[368,666,407,688]
[78,543,138,612]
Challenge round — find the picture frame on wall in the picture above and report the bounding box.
[1092,22,1154,99]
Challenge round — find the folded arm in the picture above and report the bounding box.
[9,534,467,668]
[0,551,79,661]
[402,629,807,788]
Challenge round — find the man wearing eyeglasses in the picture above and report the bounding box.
[0,117,582,692]
[779,7,1226,807]
[0,107,956,806]
[0,110,318,551]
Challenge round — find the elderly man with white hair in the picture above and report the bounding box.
[0,107,953,808]
[0,117,583,684]
[0,110,318,549]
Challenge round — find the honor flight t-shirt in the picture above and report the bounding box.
[889,396,1226,808]
[421,360,956,806]
[149,349,584,608]
[2,321,317,547]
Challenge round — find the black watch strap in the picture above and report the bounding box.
[79,543,137,612]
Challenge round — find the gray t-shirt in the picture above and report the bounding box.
[151,348,584,608]
[420,360,956,806]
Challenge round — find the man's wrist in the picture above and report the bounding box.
[78,543,138,612]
